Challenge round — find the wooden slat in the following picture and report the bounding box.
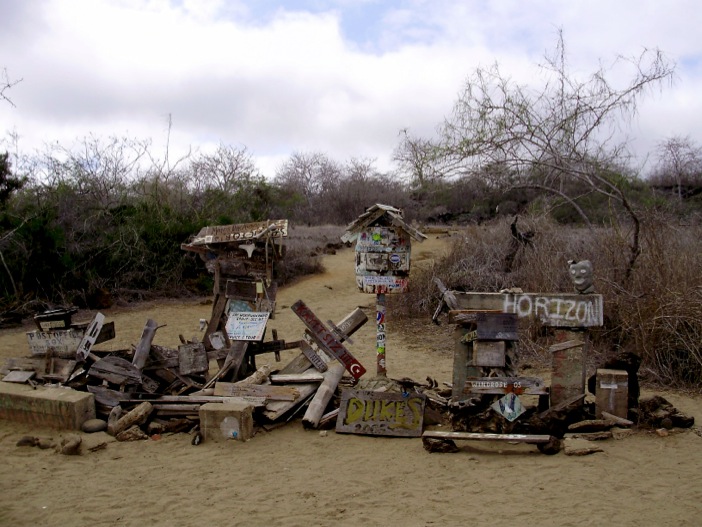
[463,376,547,395]
[213,382,299,401]
[422,430,552,443]
[450,292,603,328]
[291,300,366,379]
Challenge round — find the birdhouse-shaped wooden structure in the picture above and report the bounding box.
[341,204,426,294]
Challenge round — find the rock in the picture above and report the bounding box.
[422,437,459,453]
[16,435,38,447]
[60,435,82,455]
[611,427,633,440]
[81,418,108,433]
[564,431,613,441]
[655,428,669,437]
[568,419,615,433]
[564,437,604,456]
[115,425,148,442]
[37,438,56,450]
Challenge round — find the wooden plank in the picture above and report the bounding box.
[422,430,552,443]
[299,340,328,372]
[270,372,325,384]
[463,377,548,395]
[451,326,481,401]
[450,292,604,328]
[2,370,36,383]
[291,300,366,379]
[88,356,142,385]
[213,382,299,401]
[132,319,159,370]
[262,382,318,421]
[550,332,586,406]
[178,343,208,375]
[1,357,76,382]
[187,220,288,246]
[87,385,132,407]
[75,312,105,362]
[336,389,426,437]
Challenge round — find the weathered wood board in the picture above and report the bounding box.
[450,292,603,328]
[213,382,300,401]
[88,356,142,385]
[26,322,115,359]
[1,357,76,383]
[178,343,209,375]
[291,300,366,379]
[463,376,548,395]
[188,220,289,246]
[422,430,552,443]
[75,312,105,362]
[550,337,586,406]
[336,389,426,437]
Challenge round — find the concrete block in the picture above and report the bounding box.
[0,382,95,430]
[200,401,254,442]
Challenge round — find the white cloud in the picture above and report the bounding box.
[1,0,701,178]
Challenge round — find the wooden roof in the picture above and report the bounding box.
[341,204,426,243]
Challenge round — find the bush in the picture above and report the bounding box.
[391,213,702,390]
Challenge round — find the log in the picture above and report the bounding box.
[132,319,159,370]
[235,364,272,385]
[302,363,345,429]
[111,401,153,437]
[262,383,318,421]
[271,372,325,384]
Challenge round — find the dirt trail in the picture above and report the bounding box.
[1,235,701,527]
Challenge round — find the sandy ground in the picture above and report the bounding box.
[1,235,701,527]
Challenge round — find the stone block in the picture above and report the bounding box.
[199,401,254,442]
[0,382,95,430]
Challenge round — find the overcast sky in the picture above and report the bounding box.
[1,0,701,178]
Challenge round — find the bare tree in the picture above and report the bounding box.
[408,31,675,280]
[1,68,21,107]
[651,136,702,200]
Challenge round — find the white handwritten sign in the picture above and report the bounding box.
[225,312,270,341]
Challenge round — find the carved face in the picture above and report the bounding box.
[569,260,594,293]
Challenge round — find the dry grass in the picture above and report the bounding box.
[275,224,347,285]
[391,213,702,391]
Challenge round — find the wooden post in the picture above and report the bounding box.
[302,363,345,429]
[133,319,159,370]
[376,293,387,377]
[550,334,586,407]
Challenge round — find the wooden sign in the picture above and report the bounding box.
[491,393,526,422]
[464,376,548,395]
[225,312,270,341]
[450,292,603,328]
[75,312,105,362]
[178,343,209,375]
[336,389,426,437]
[291,300,366,379]
[26,329,83,358]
